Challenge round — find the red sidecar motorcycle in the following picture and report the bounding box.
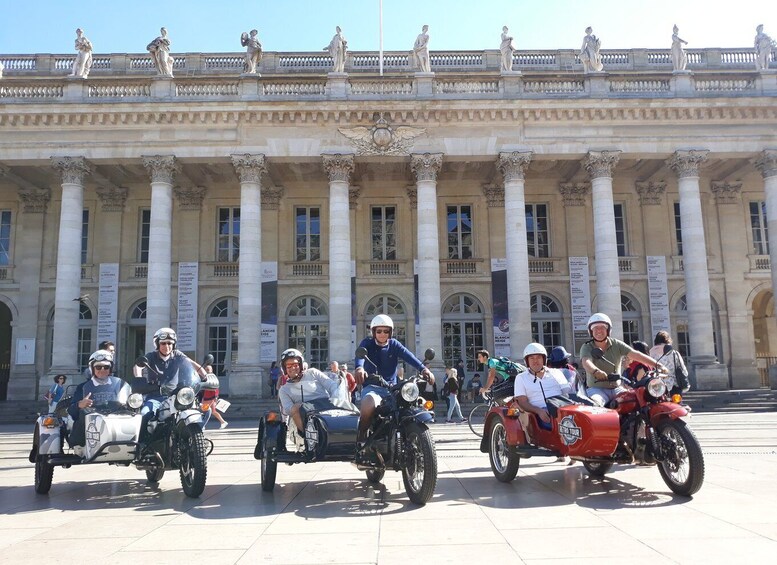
[479,368,705,496]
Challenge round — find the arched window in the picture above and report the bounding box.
[207,297,238,377]
[621,293,641,346]
[674,295,722,361]
[442,294,484,372]
[124,300,147,377]
[364,295,407,345]
[287,296,328,370]
[530,293,563,350]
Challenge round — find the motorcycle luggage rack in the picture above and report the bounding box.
[45,440,139,466]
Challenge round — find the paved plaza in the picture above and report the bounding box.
[1,412,776,564]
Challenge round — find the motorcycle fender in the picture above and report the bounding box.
[648,402,688,423]
[178,409,204,427]
[402,409,434,425]
[262,417,283,458]
[36,417,62,455]
[480,408,526,453]
[254,419,265,460]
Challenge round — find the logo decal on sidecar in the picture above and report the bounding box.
[86,421,100,449]
[558,415,582,445]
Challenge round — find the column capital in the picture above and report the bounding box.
[635,181,666,206]
[231,153,267,184]
[755,149,777,179]
[583,150,621,179]
[667,150,709,178]
[558,182,590,206]
[262,185,284,210]
[173,185,207,210]
[96,185,128,212]
[496,151,532,182]
[410,152,443,182]
[51,156,90,185]
[405,185,417,209]
[142,155,178,184]
[482,184,504,207]
[711,181,743,205]
[322,153,354,183]
[17,186,51,214]
[349,186,361,210]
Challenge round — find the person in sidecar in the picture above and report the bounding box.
[514,343,572,444]
[277,348,354,433]
[579,313,665,407]
[353,314,433,464]
[67,349,131,453]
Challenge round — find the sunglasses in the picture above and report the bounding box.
[93,365,111,371]
[159,341,175,346]
[374,329,391,335]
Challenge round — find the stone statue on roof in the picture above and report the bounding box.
[413,25,431,73]
[324,26,347,73]
[147,27,174,77]
[500,26,515,72]
[579,26,603,73]
[241,29,262,74]
[70,28,93,78]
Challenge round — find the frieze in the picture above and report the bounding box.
[410,153,442,182]
[231,153,267,184]
[559,182,590,206]
[322,153,354,183]
[142,155,178,184]
[96,185,128,211]
[51,156,90,185]
[339,115,425,155]
[667,150,709,178]
[482,184,504,208]
[17,186,51,213]
[710,181,742,204]
[635,181,666,206]
[497,151,532,182]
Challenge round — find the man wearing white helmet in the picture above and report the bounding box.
[514,343,572,443]
[353,314,433,463]
[579,313,665,407]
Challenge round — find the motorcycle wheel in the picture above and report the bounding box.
[401,422,437,505]
[656,419,705,496]
[178,423,208,498]
[260,456,277,492]
[583,461,613,477]
[146,468,165,484]
[365,468,385,484]
[34,456,54,494]
[489,420,520,482]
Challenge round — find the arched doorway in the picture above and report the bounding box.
[0,302,12,400]
[621,293,642,346]
[752,289,775,386]
[287,296,329,370]
[442,293,485,373]
[674,295,722,361]
[530,292,564,350]
[206,297,239,378]
[125,300,147,378]
[363,294,408,345]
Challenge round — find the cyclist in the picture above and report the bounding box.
[476,349,518,396]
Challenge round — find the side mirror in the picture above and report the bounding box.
[663,344,674,355]
[591,348,605,360]
[134,356,149,368]
[424,348,435,361]
[355,347,368,360]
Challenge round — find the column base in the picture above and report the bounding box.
[692,362,729,391]
[729,361,762,389]
[6,366,37,400]
[226,364,265,397]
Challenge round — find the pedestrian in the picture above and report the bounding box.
[445,368,465,423]
[650,330,690,393]
[455,359,466,401]
[201,363,228,429]
[269,361,281,398]
[44,374,67,413]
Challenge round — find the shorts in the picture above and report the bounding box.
[361,385,392,408]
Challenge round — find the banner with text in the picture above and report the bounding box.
[569,257,592,341]
[97,263,119,347]
[647,256,671,339]
[261,261,278,363]
[491,258,510,358]
[176,262,199,351]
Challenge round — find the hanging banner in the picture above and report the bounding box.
[351,260,357,355]
[569,257,592,341]
[176,262,199,351]
[413,259,420,352]
[97,263,119,346]
[647,256,671,339]
[491,258,510,358]
[261,261,278,363]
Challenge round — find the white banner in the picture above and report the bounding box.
[569,257,592,340]
[176,262,199,351]
[97,263,119,346]
[260,261,278,363]
[647,256,671,339]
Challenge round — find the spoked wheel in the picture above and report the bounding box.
[365,468,385,484]
[260,456,277,492]
[34,456,54,494]
[178,423,208,498]
[488,420,520,482]
[146,468,165,484]
[656,420,705,496]
[583,461,613,477]
[401,422,437,505]
[468,403,488,438]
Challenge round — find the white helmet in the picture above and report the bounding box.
[280,348,304,376]
[370,314,394,338]
[153,327,177,350]
[587,313,612,336]
[89,349,114,377]
[522,342,547,364]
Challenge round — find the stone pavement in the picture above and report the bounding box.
[1,412,776,564]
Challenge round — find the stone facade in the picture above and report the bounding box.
[0,44,776,399]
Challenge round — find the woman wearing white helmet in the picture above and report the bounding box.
[579,313,665,407]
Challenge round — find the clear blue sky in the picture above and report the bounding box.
[0,0,771,54]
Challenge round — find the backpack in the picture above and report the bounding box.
[497,356,522,378]
[673,351,690,391]
[442,379,451,396]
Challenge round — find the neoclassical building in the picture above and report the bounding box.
[0,42,776,399]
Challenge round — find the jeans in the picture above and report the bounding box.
[446,393,463,421]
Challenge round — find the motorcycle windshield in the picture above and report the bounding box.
[158,356,200,396]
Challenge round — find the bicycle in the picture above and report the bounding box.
[468,391,501,437]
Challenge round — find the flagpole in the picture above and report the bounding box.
[379,0,384,76]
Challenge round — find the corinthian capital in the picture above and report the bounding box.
[51,156,90,185]
[482,184,504,207]
[262,186,284,210]
[322,153,354,183]
[174,185,207,210]
[18,186,51,213]
[711,181,742,205]
[667,150,709,178]
[231,153,267,184]
[559,182,590,207]
[410,153,443,182]
[583,151,621,179]
[635,181,666,206]
[142,155,178,184]
[96,185,128,212]
[755,150,777,179]
[497,151,532,182]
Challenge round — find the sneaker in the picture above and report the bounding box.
[220,421,229,429]
[458,418,467,423]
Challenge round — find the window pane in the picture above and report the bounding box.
[81,209,89,265]
[0,210,11,266]
[139,209,150,263]
[674,202,683,256]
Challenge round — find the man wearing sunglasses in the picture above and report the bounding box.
[67,349,131,453]
[353,314,433,464]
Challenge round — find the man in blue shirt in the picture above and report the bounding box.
[354,314,433,463]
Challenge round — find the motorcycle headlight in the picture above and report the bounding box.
[127,393,143,410]
[401,381,419,403]
[176,387,196,407]
[646,377,667,399]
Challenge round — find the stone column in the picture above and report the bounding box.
[497,151,533,356]
[142,156,177,352]
[756,150,777,305]
[50,157,90,377]
[411,153,443,363]
[230,154,266,395]
[583,151,623,338]
[323,154,355,364]
[668,150,728,389]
